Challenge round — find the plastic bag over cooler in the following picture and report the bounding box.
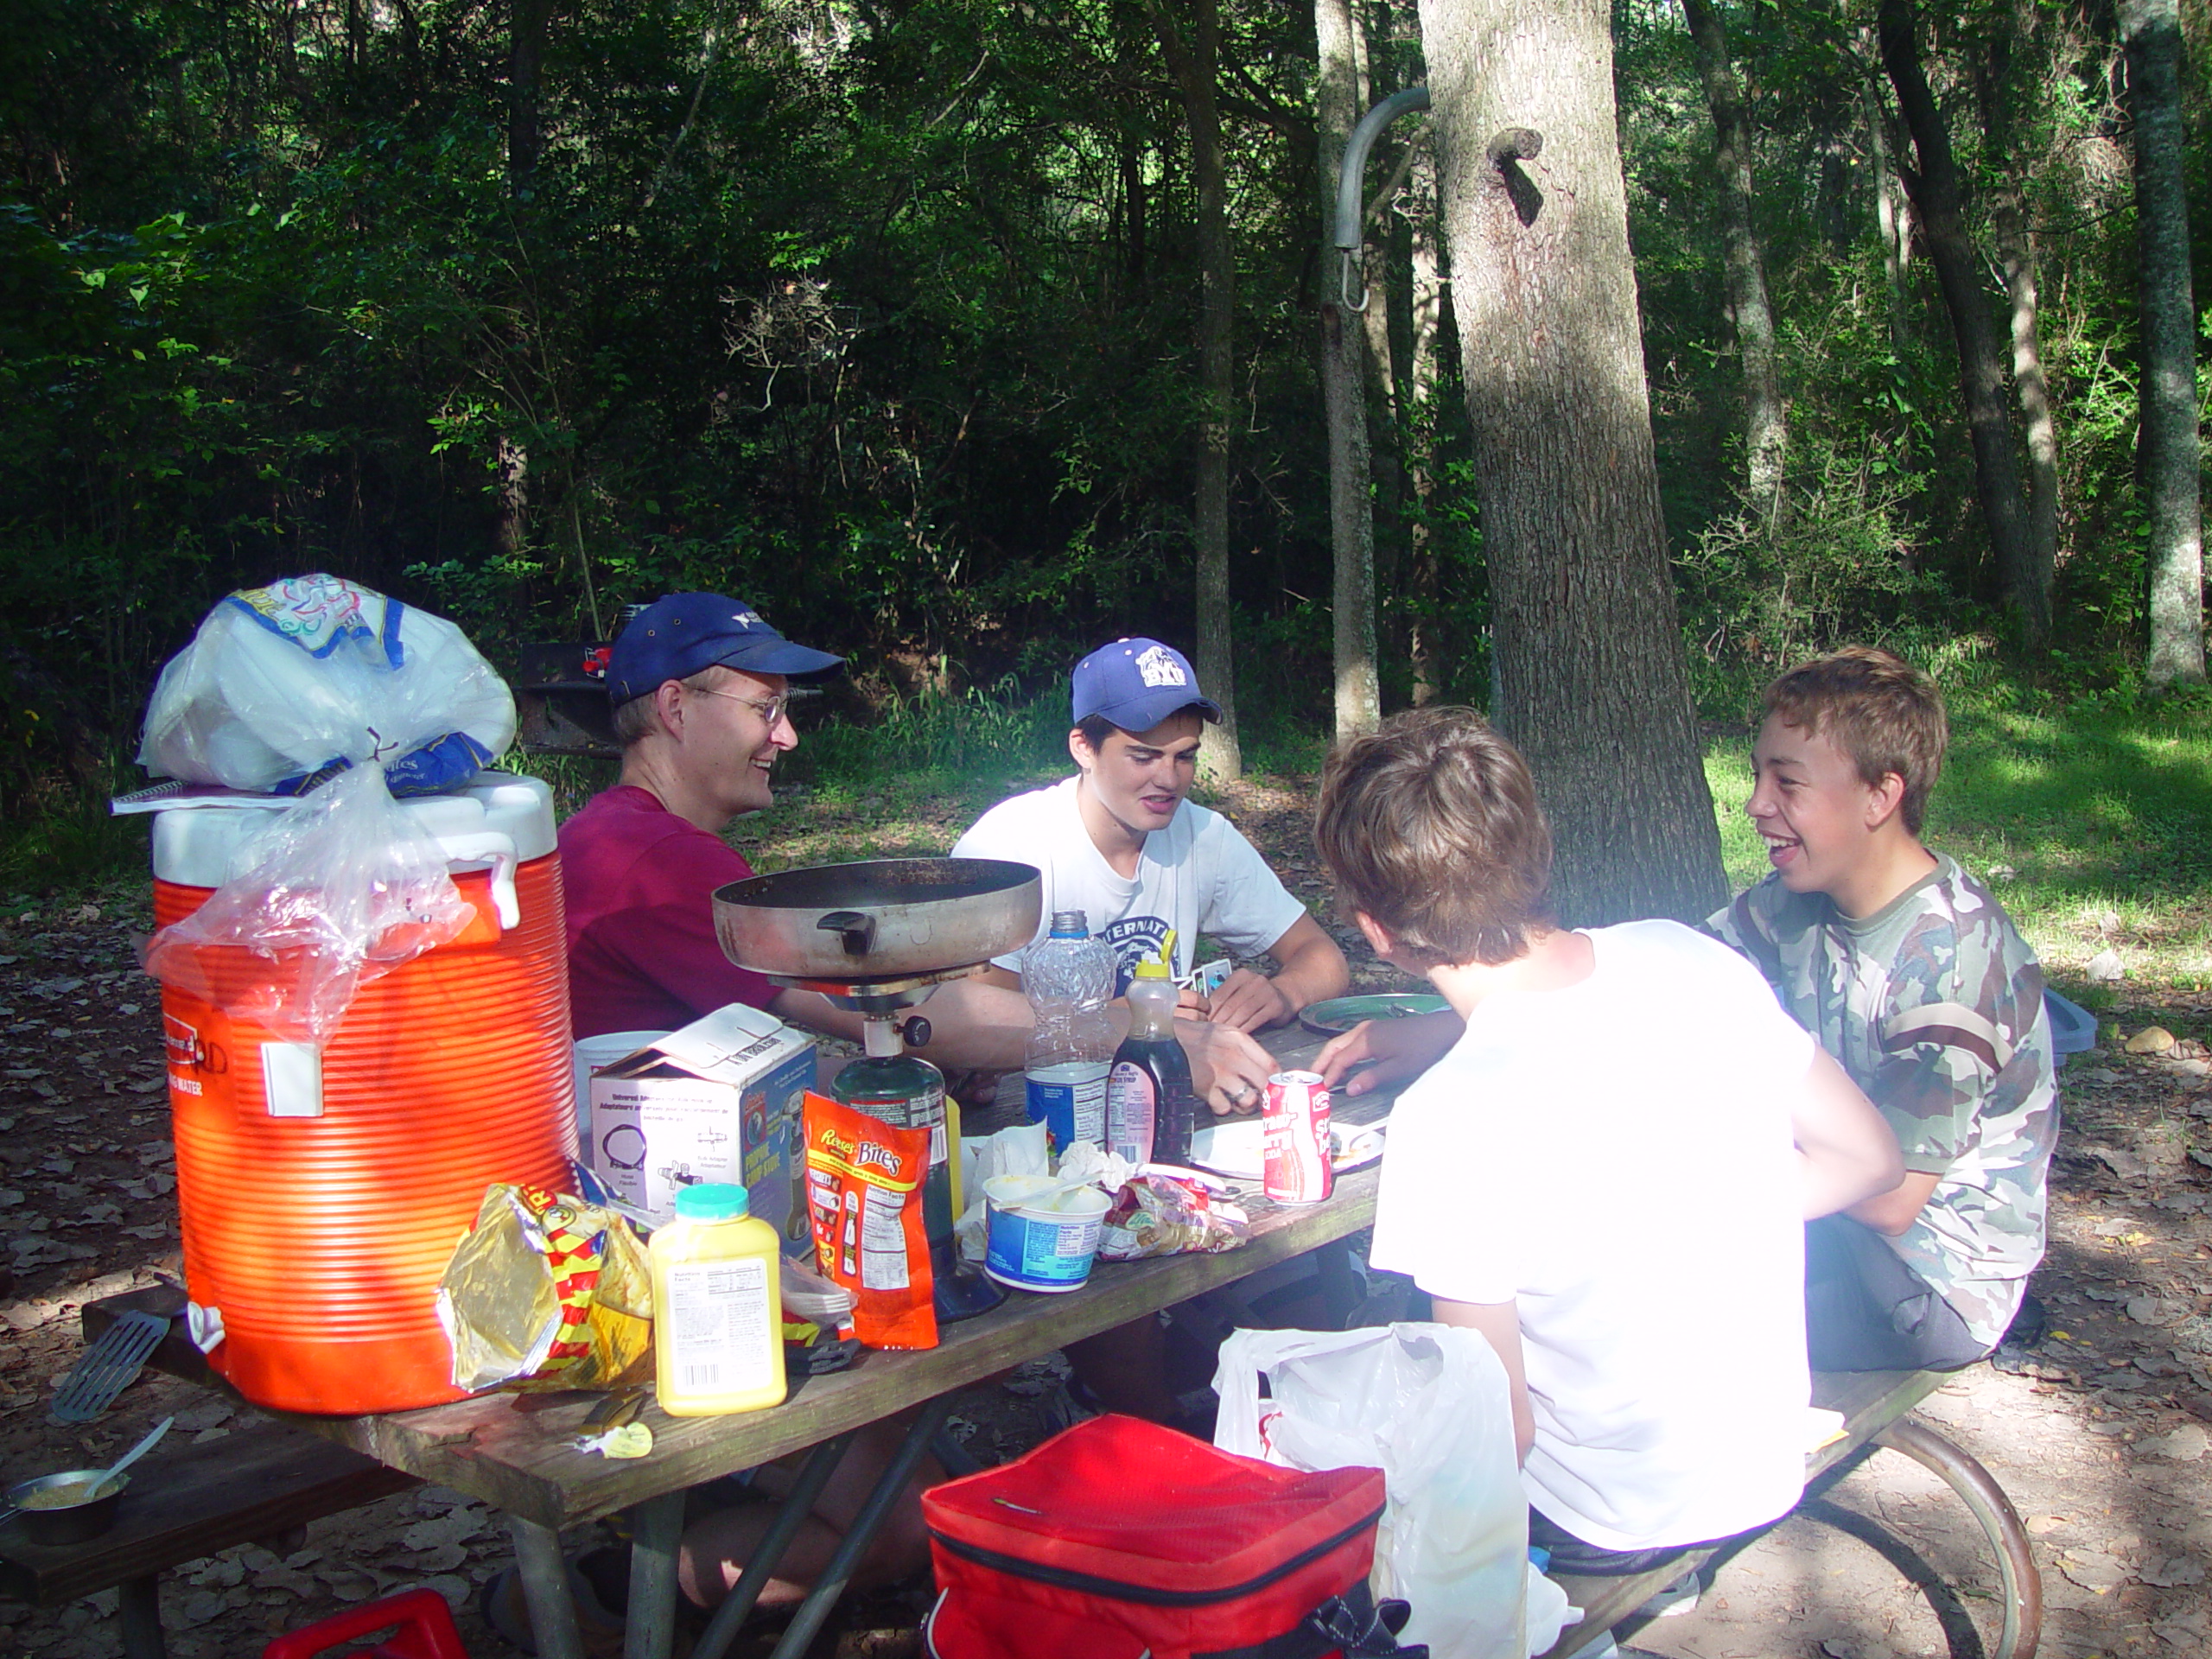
[137,573,516,796]
[140,761,478,1046]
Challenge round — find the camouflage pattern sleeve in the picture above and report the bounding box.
[1706,876,1789,1000]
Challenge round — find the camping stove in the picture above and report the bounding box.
[715,861,1045,1324]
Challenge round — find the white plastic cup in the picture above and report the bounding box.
[570,1030,671,1150]
[982,1176,1111,1294]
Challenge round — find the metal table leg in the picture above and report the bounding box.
[118,1573,165,1659]
[625,1489,689,1659]
[1874,1416,2043,1659]
[510,1513,588,1659]
[690,1433,858,1659]
[763,1397,956,1659]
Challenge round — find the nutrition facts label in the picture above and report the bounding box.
[861,1185,912,1290]
[664,1258,774,1394]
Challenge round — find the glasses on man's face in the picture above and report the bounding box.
[690,684,794,729]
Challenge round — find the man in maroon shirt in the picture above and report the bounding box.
[559,592,844,1036]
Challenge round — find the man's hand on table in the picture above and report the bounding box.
[1314,1007,1463,1097]
[1179,967,1294,1033]
[1173,1015,1278,1116]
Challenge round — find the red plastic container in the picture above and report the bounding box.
[262,1587,471,1658]
[151,772,576,1414]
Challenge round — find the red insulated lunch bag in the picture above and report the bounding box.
[921,1414,1426,1659]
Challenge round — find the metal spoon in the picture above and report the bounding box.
[86,1414,173,1500]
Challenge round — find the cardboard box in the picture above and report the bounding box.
[588,1003,816,1249]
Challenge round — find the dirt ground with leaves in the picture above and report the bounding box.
[1,780,2208,1656]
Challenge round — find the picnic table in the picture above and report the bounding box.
[291,1021,1389,1659]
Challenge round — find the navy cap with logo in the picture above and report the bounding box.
[607,594,844,704]
[1071,638,1222,733]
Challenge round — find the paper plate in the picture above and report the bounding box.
[1298,993,1451,1038]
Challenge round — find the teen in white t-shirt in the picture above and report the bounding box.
[1370,920,1824,1550]
[953,773,1307,992]
[954,637,1347,1056]
[1313,707,1904,1586]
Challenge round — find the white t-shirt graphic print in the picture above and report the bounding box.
[951,777,1308,991]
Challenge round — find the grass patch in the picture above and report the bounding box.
[1705,682,2212,996]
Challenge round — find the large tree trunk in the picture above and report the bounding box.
[1156,0,1243,778]
[1680,0,1786,514]
[1861,54,1916,367]
[1317,0,1381,743]
[1415,0,1728,926]
[507,0,556,194]
[1977,19,2060,649]
[1406,133,1446,707]
[2122,0,2205,688]
[1878,0,2048,646]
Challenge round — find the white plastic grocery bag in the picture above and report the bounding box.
[138,574,516,795]
[1213,1323,1532,1659]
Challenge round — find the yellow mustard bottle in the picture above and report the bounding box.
[650,1182,787,1416]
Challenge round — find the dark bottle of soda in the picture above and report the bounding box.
[1106,956,1198,1166]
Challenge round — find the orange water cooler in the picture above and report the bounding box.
[149,772,576,1414]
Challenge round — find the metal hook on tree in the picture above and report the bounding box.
[1332,85,1431,313]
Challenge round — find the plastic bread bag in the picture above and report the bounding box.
[435,1183,653,1395]
[802,1091,938,1351]
[1096,1172,1249,1261]
[140,762,475,1045]
[138,574,516,796]
[1213,1324,1535,1659]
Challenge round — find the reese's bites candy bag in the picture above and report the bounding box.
[802,1091,937,1351]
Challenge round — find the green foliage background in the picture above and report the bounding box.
[0,0,2205,837]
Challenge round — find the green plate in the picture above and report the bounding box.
[1299,993,1451,1037]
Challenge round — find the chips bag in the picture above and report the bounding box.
[802,1092,938,1351]
[436,1183,654,1393]
[1096,1173,1249,1262]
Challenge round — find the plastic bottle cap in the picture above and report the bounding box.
[673,1183,751,1221]
[1131,958,1170,981]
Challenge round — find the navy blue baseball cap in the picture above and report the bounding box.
[1071,639,1223,733]
[607,594,844,703]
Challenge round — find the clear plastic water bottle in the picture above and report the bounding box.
[1023,911,1116,1154]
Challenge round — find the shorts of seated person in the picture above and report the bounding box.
[1804,1213,1988,1374]
[1527,1508,1722,1579]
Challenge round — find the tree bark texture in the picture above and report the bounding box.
[1992,197,2058,616]
[507,0,556,194]
[1155,0,1243,778]
[1860,57,1916,369]
[2122,0,2205,687]
[1317,0,1382,743]
[1680,0,1786,513]
[1976,20,2059,647]
[1407,135,1446,706]
[1878,0,2049,645]
[1415,0,1727,926]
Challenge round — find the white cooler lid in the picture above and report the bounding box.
[152,770,557,887]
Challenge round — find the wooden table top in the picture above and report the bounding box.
[299,1022,1400,1529]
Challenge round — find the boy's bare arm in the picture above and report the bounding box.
[1431,1296,1534,1465]
[1313,1007,1464,1096]
[1203,914,1351,1031]
[1844,1170,1942,1235]
[1793,1048,1906,1219]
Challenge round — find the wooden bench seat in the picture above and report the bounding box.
[0,1291,418,1659]
[1537,1368,2042,1659]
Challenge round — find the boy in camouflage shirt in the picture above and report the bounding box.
[1708,647,2056,1370]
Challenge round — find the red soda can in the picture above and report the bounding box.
[1262,1071,1333,1204]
